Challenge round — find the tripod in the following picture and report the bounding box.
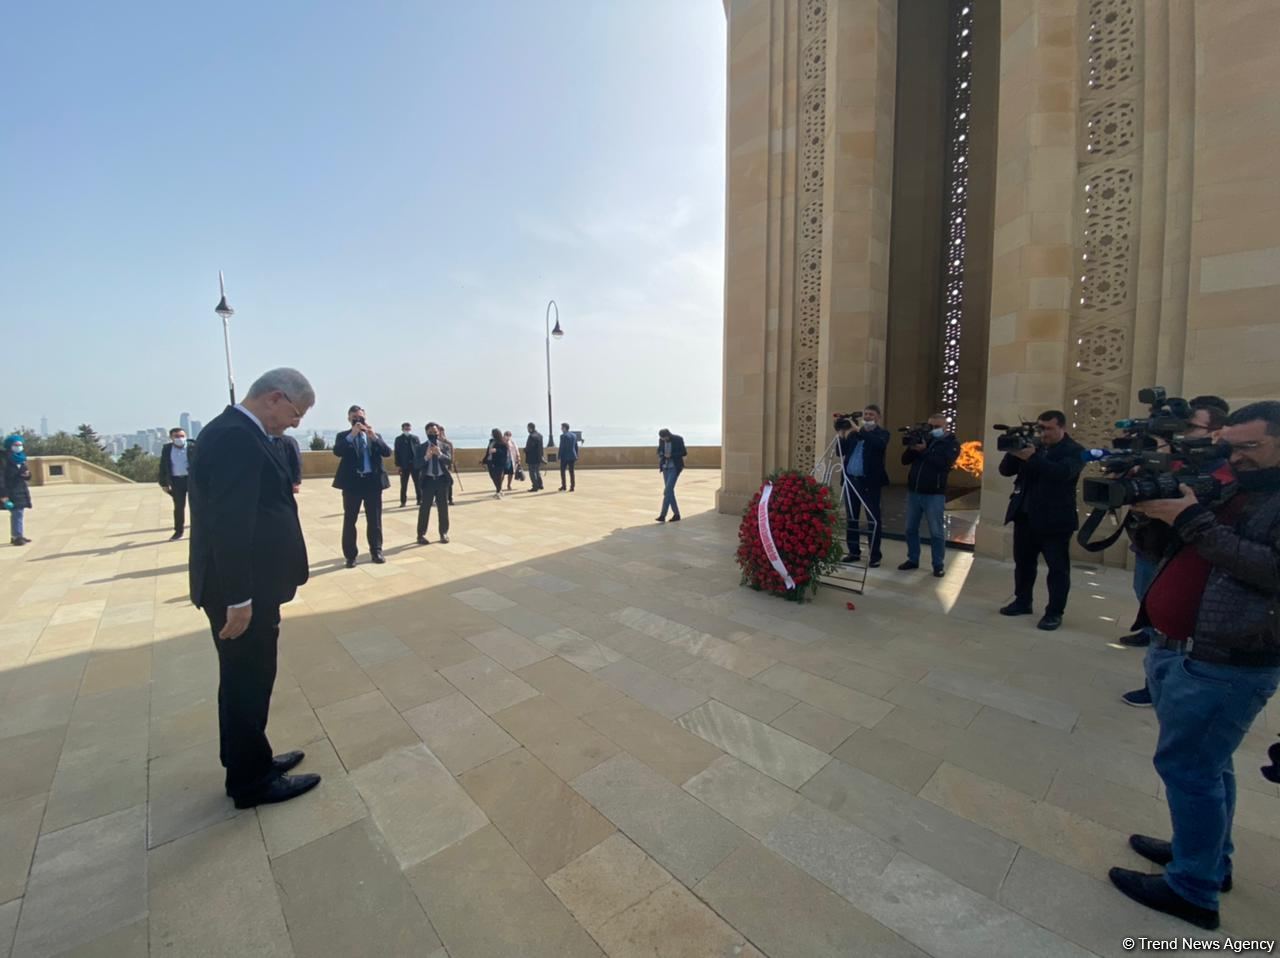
[813,433,875,594]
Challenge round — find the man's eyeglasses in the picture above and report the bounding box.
[280,392,304,421]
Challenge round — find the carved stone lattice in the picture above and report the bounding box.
[1083,100,1136,159]
[1074,323,1128,377]
[1071,385,1124,449]
[801,87,826,194]
[800,199,823,242]
[802,35,826,84]
[803,0,827,38]
[796,357,818,393]
[797,247,822,352]
[1080,167,1134,312]
[794,399,818,465]
[1086,0,1136,92]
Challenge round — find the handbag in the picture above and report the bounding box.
[515,466,525,481]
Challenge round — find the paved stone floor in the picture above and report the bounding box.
[1,470,1277,958]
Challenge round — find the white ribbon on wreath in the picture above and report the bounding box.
[757,482,796,591]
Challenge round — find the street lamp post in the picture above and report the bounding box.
[214,271,237,405]
[545,299,564,444]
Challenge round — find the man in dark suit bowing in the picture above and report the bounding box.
[333,404,391,567]
[188,367,320,808]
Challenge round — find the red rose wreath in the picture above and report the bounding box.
[735,470,844,602]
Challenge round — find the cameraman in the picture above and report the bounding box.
[898,414,960,577]
[837,405,890,567]
[998,410,1084,630]
[1108,401,1280,929]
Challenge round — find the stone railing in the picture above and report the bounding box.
[297,445,721,479]
[27,456,133,486]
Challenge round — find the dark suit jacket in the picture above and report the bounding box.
[414,437,453,480]
[188,406,308,609]
[332,429,392,491]
[657,434,688,473]
[558,432,580,463]
[281,435,302,486]
[158,440,195,488]
[525,431,545,465]
[394,433,420,470]
[999,435,1085,534]
[839,426,891,487]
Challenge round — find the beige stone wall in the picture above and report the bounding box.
[27,456,133,486]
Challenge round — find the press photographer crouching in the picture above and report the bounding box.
[1106,401,1280,929]
[898,414,960,577]
[997,411,1084,631]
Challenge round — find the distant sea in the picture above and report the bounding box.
[291,424,722,448]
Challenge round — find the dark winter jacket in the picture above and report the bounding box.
[902,434,961,495]
[0,454,32,510]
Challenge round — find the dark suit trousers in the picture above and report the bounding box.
[169,476,189,535]
[341,476,384,559]
[417,476,450,538]
[844,477,883,561]
[205,601,280,796]
[1012,516,1072,615]
[399,467,419,506]
[560,461,576,490]
[529,463,543,490]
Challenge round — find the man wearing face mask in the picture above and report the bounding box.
[333,405,391,567]
[159,427,196,540]
[837,405,891,567]
[1,435,33,546]
[394,422,421,509]
[1107,401,1280,930]
[415,422,451,545]
[899,414,960,577]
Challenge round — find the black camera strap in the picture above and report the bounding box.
[1077,507,1133,552]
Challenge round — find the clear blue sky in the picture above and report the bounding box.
[1,1,726,438]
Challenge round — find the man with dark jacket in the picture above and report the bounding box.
[1107,401,1280,930]
[415,422,452,545]
[655,428,687,523]
[998,409,1084,630]
[333,405,391,567]
[394,422,420,508]
[525,423,546,492]
[899,414,960,577]
[837,405,891,566]
[159,427,194,540]
[558,422,579,492]
[281,434,302,494]
[188,367,320,809]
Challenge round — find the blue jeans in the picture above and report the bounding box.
[9,507,23,539]
[659,468,680,519]
[1145,646,1280,909]
[905,492,946,569]
[1132,555,1160,643]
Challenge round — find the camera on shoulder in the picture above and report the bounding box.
[993,421,1041,453]
[899,423,930,447]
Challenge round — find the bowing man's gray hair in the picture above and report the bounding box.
[245,368,315,407]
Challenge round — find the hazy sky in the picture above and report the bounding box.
[1,1,726,437]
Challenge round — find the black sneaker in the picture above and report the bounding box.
[1108,868,1219,930]
[1122,687,1153,708]
[1119,631,1151,648]
[1037,614,1063,631]
[898,561,919,571]
[1000,601,1033,616]
[933,568,945,578]
[1128,835,1232,892]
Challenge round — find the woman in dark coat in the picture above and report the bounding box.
[482,428,509,499]
[1,435,33,545]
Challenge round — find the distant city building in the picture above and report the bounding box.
[189,419,202,439]
[180,412,191,435]
[40,416,48,437]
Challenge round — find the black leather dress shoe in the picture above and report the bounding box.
[232,773,322,810]
[371,553,386,564]
[1000,601,1033,616]
[669,515,680,522]
[417,536,429,545]
[1037,613,1063,631]
[1108,868,1219,929]
[898,561,919,571]
[273,750,305,776]
[1129,835,1231,891]
[655,516,666,522]
[345,557,356,568]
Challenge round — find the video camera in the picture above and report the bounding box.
[899,424,930,447]
[993,421,1041,453]
[832,412,863,431]
[1080,386,1222,511]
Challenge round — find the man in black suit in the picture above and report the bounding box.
[394,422,420,508]
[158,427,194,540]
[281,433,302,494]
[525,423,545,492]
[655,428,687,522]
[837,405,891,567]
[333,405,391,567]
[998,409,1085,631]
[188,367,320,808]
[415,422,452,545]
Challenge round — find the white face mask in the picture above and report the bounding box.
[402,429,411,435]
[173,438,186,448]
[930,428,945,439]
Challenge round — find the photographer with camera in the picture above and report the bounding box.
[1118,396,1230,708]
[898,414,960,577]
[1107,401,1280,929]
[836,405,890,567]
[333,405,391,567]
[997,410,1084,630]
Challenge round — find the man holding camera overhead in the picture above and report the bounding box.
[997,410,1083,631]
[1106,401,1280,930]
[333,404,391,567]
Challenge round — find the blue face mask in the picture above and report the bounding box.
[930,428,946,439]
[9,445,25,463]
